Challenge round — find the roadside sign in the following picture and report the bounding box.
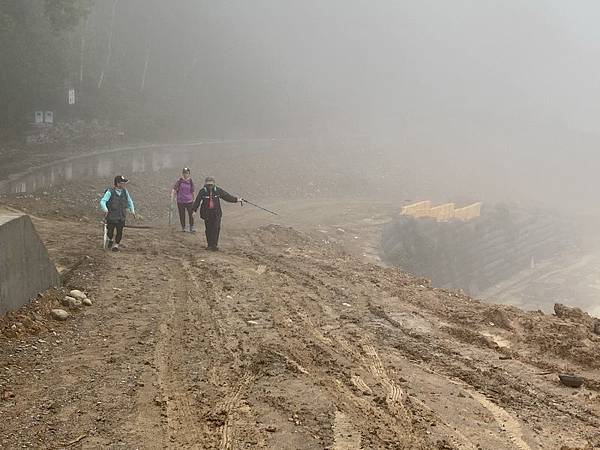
[35,111,43,124]
[68,89,75,105]
[44,111,54,124]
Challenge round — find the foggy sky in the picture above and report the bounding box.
[185,1,599,134]
[178,1,598,210]
[107,1,600,211]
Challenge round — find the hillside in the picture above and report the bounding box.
[0,177,599,449]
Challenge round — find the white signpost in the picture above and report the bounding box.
[44,111,54,124]
[68,89,75,105]
[34,111,44,124]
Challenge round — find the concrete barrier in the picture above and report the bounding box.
[0,213,59,314]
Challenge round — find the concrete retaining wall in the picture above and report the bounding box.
[0,213,59,314]
[0,139,300,195]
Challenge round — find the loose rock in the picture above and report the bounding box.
[83,298,93,306]
[69,298,82,309]
[62,296,82,309]
[69,290,87,301]
[62,296,77,307]
[51,309,70,321]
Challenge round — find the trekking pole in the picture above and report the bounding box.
[124,224,155,229]
[242,199,279,216]
[102,221,108,249]
[168,199,173,227]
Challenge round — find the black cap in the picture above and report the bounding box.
[114,175,129,185]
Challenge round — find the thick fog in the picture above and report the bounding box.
[5,1,600,212]
[137,0,600,212]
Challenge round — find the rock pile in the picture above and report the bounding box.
[58,290,92,313]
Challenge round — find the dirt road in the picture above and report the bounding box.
[1,191,600,448]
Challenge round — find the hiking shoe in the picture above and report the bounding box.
[189,227,196,233]
[181,228,187,232]
[112,245,120,252]
[107,240,113,249]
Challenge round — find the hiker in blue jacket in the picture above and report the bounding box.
[100,175,136,252]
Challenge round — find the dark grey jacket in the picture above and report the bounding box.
[192,185,238,220]
[105,188,131,222]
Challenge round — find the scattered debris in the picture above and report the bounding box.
[559,374,584,388]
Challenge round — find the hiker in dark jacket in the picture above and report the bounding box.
[171,167,195,232]
[100,175,136,252]
[192,176,243,251]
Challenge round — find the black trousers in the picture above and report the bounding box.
[107,220,125,244]
[177,202,194,228]
[203,212,221,249]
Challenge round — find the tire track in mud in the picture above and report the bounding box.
[350,375,372,395]
[407,395,477,450]
[332,411,362,450]
[176,247,401,447]
[467,389,532,450]
[360,278,600,444]
[367,304,541,449]
[219,373,255,450]
[179,255,263,449]
[199,253,349,448]
[363,344,407,411]
[171,237,546,449]
[132,250,256,449]
[153,263,204,447]
[234,244,431,448]
[234,241,571,449]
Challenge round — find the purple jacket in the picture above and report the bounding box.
[173,178,194,203]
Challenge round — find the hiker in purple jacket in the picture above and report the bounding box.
[171,167,195,232]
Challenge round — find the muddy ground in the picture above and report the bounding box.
[1,167,600,449]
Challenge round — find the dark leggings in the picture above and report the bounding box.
[107,220,125,244]
[204,213,221,249]
[178,202,194,228]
